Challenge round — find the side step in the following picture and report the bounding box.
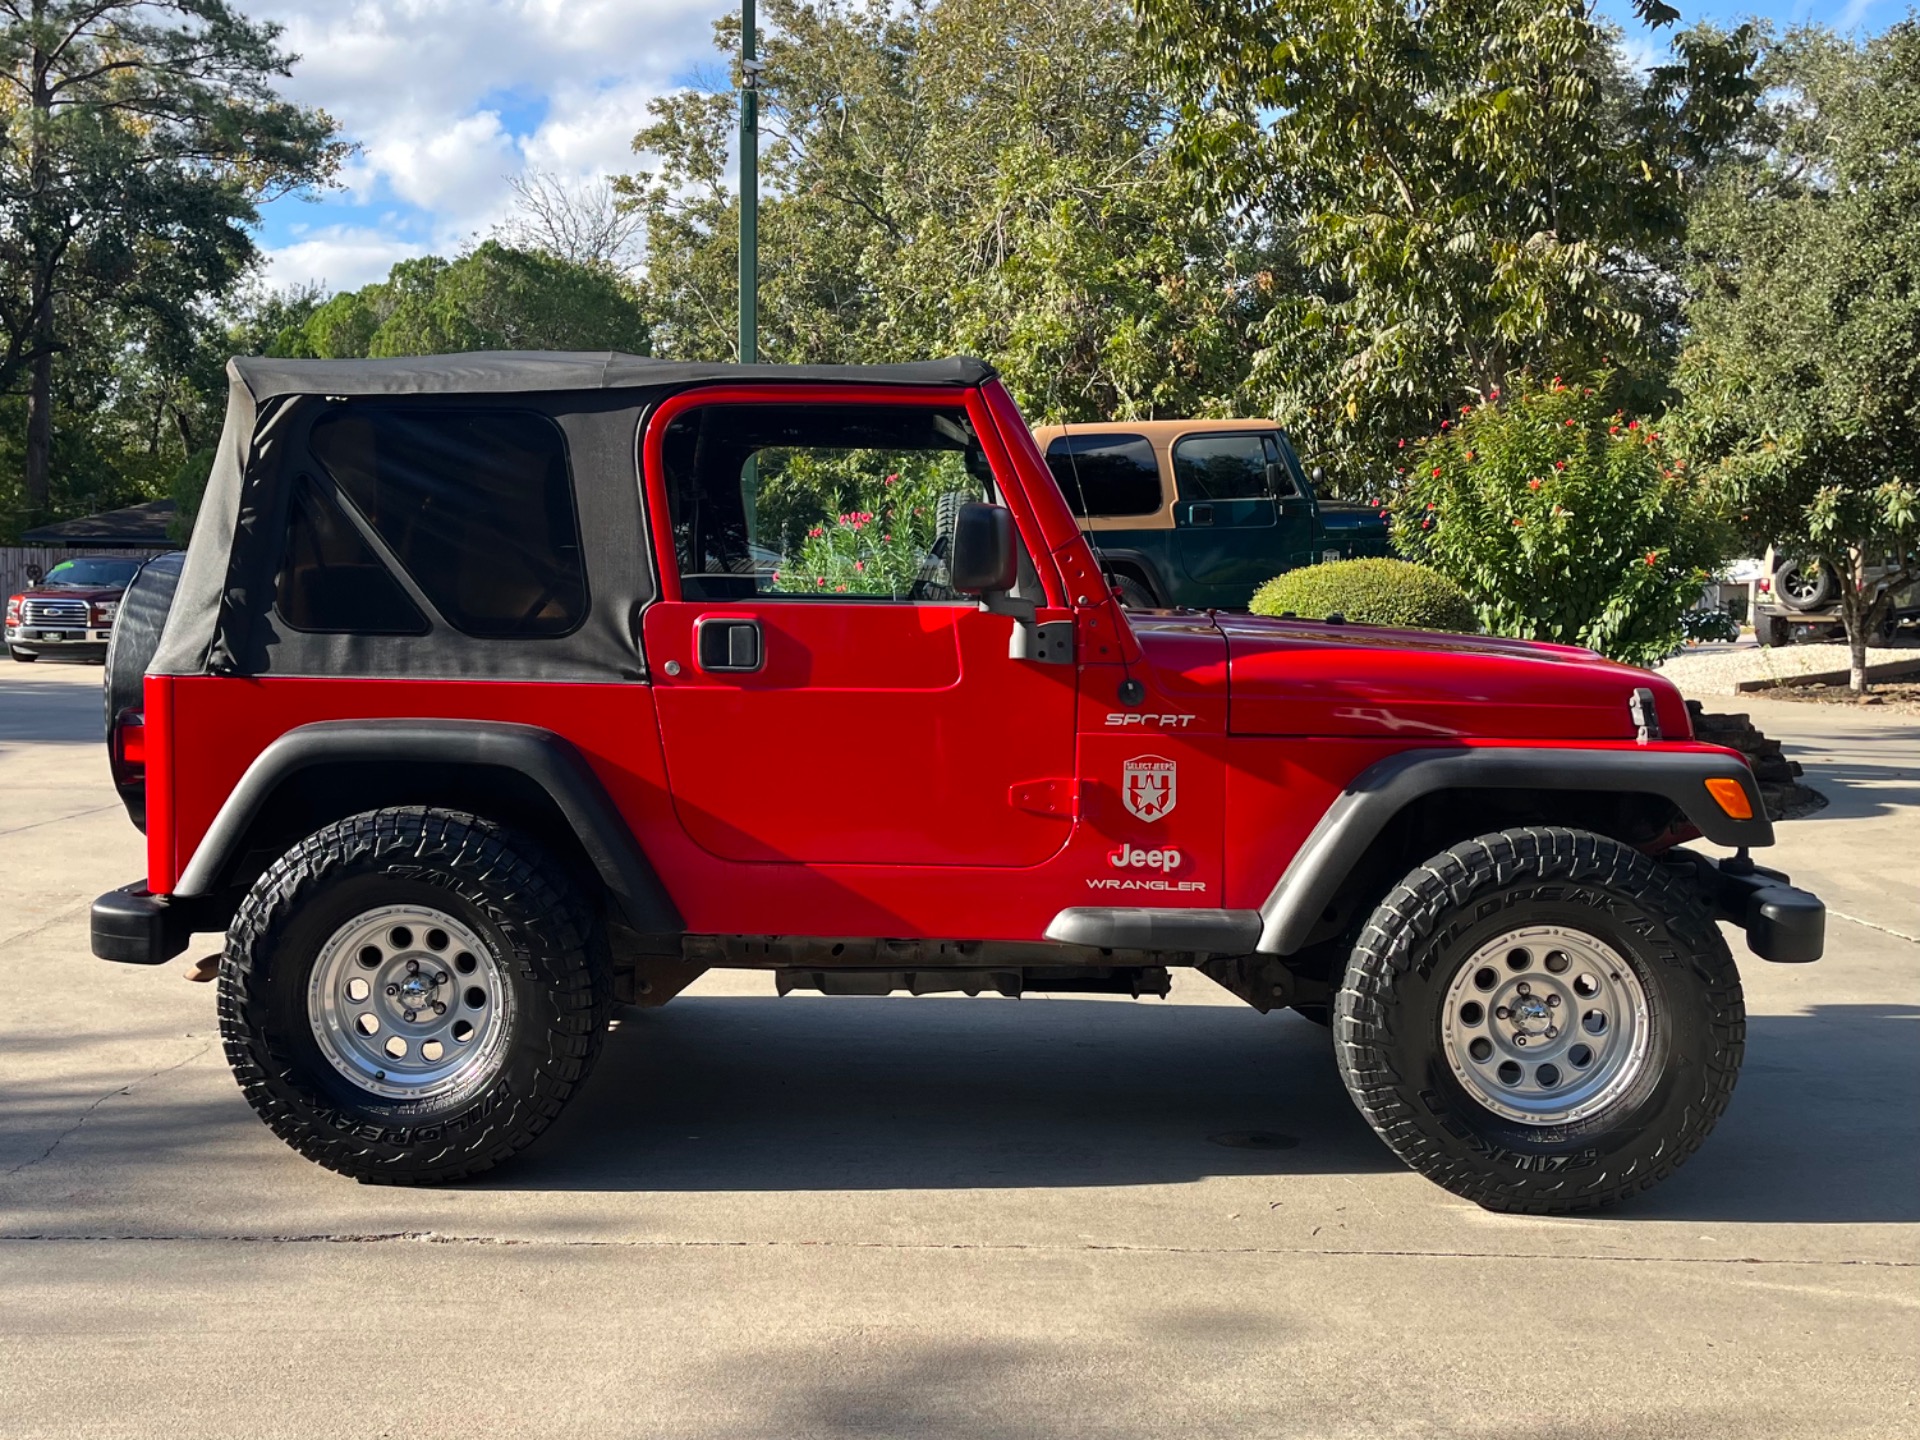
[1044,906,1262,954]
[775,966,1171,999]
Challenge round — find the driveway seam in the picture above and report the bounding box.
[1829,909,1920,946]
[0,1233,1912,1268]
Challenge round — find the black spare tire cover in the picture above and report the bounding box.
[104,551,185,829]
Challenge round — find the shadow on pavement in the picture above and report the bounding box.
[1779,734,1920,822]
[3,998,1912,1225]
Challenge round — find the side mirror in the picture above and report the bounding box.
[949,502,1019,594]
[24,563,42,584]
[1310,465,1326,487]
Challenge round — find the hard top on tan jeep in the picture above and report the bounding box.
[93,350,1823,1212]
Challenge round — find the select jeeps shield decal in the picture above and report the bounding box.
[1122,755,1177,823]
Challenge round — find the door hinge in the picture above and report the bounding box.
[1011,618,1075,665]
[1009,778,1078,819]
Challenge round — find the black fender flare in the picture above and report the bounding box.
[174,719,683,935]
[1256,746,1772,955]
[1093,548,1168,605]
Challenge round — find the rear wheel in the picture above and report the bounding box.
[1756,616,1791,647]
[1335,828,1743,1213]
[219,807,610,1184]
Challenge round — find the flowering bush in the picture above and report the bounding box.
[756,448,979,597]
[1392,375,1733,667]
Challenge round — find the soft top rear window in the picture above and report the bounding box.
[308,405,587,638]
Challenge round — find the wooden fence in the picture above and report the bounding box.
[0,546,168,598]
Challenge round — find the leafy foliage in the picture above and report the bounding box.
[0,0,344,525]
[1250,558,1477,634]
[1394,375,1732,667]
[761,450,974,597]
[275,242,650,359]
[624,0,1279,422]
[1137,0,1758,491]
[1673,20,1920,690]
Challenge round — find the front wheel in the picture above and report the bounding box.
[219,808,610,1184]
[1336,828,1743,1213]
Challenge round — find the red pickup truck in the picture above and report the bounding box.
[91,351,1822,1213]
[6,555,145,662]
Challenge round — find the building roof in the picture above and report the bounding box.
[19,498,175,549]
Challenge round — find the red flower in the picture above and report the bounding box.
[1397,438,1406,449]
[1644,552,1658,567]
[1439,420,1450,431]
[1431,466,1442,477]
[853,561,865,572]
[1564,419,1575,428]
[1609,425,1619,434]
[816,577,827,587]
[1425,501,1436,510]
[1627,420,1638,431]
[1554,461,1566,471]
[1528,478,1543,490]
[884,473,900,486]
[835,584,848,592]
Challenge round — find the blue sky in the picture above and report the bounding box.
[252,0,1909,294]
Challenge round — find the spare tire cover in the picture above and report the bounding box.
[104,551,185,826]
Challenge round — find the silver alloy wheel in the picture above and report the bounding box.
[308,903,509,1101]
[1438,925,1652,1126]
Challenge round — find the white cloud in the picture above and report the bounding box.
[262,225,431,291]
[250,1,726,272]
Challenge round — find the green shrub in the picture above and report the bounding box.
[1393,373,1734,667]
[1250,558,1479,633]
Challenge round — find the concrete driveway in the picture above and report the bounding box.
[2,663,1914,1439]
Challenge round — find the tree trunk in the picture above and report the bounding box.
[24,339,54,514]
[1849,624,1869,696]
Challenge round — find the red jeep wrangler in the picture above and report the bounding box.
[92,352,1823,1212]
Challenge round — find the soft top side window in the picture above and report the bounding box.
[1043,433,1160,517]
[660,402,997,602]
[273,475,431,636]
[308,405,587,638]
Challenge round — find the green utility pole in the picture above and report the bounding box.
[739,0,759,366]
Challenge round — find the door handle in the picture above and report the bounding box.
[694,617,763,673]
[1191,504,1214,526]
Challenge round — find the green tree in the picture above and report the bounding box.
[1395,374,1731,667]
[625,0,1279,422]
[1137,0,1758,489]
[0,0,344,521]
[280,242,651,359]
[1674,21,1920,694]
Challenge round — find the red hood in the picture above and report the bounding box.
[11,583,125,602]
[1135,613,1689,741]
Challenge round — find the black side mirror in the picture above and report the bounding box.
[949,502,1018,594]
[24,563,42,584]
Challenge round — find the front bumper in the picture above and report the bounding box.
[92,882,200,965]
[7,624,111,655]
[1672,849,1825,963]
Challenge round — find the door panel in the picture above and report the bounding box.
[1171,431,1282,595]
[640,387,1080,871]
[646,600,1077,865]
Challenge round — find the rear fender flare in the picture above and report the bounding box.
[174,719,682,935]
[1257,746,1771,955]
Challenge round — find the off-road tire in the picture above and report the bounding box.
[1335,827,1744,1214]
[1772,558,1835,612]
[219,808,610,1184]
[1756,616,1791,648]
[1109,573,1159,611]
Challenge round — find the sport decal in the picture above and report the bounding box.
[1122,755,1177,823]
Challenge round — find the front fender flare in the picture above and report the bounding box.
[173,719,682,935]
[1257,746,1771,956]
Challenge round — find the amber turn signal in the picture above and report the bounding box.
[1704,777,1754,820]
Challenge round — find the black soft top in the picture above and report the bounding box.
[150,350,996,681]
[228,351,995,401]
